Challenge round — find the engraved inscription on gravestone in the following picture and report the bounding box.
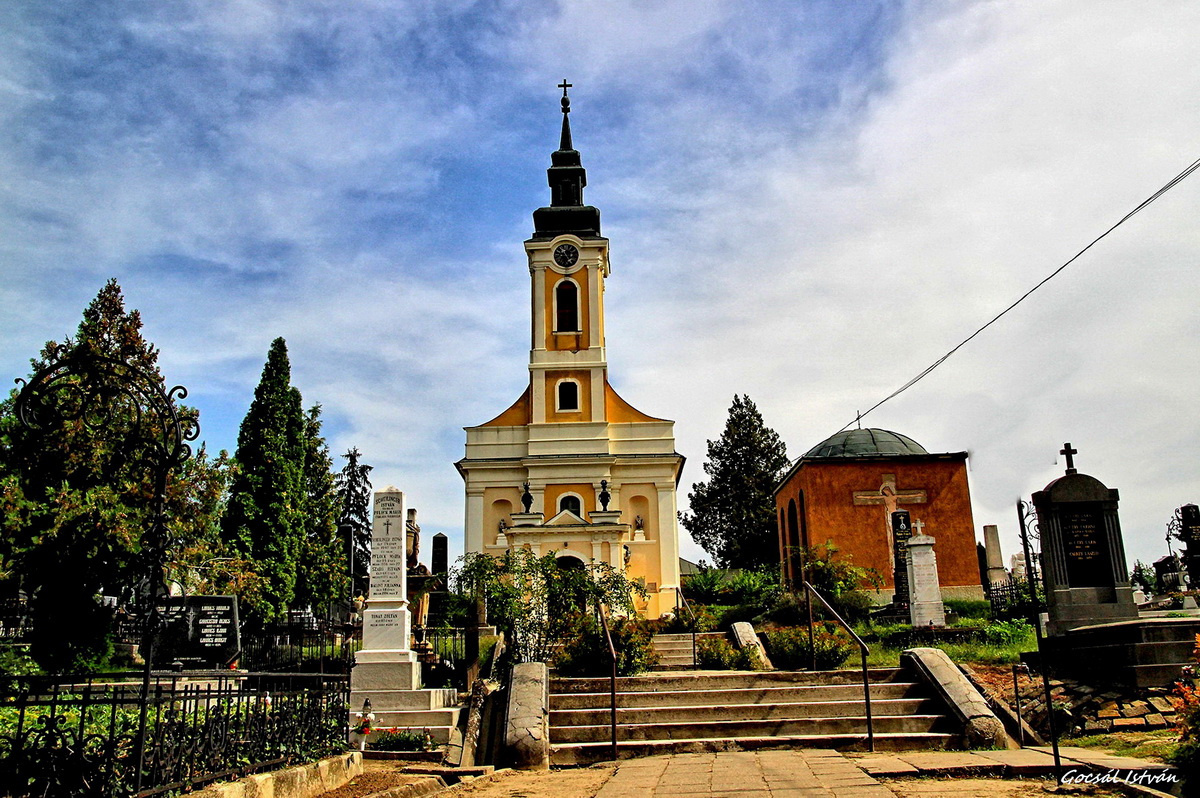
[891,510,912,605]
[153,595,240,667]
[1060,504,1110,587]
[372,492,406,598]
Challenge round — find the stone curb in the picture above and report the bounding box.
[426,768,515,795]
[901,647,1007,748]
[362,776,448,798]
[187,752,364,798]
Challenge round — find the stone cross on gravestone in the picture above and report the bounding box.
[1061,442,1078,475]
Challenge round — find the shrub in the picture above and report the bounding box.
[724,569,781,606]
[1168,635,1200,786]
[554,616,659,677]
[371,728,431,751]
[764,624,855,670]
[980,619,1031,645]
[681,569,728,604]
[696,636,762,670]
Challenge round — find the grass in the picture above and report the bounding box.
[861,628,1037,668]
[1068,729,1178,763]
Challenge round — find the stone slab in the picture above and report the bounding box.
[853,756,920,776]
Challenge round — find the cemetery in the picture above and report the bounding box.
[0,87,1195,798]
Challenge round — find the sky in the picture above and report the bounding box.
[3,0,1199,577]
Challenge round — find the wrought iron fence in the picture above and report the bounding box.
[239,622,361,674]
[0,599,27,641]
[0,671,348,798]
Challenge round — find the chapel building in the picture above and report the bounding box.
[456,86,684,618]
[774,428,984,602]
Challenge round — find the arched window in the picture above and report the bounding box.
[555,280,579,332]
[557,380,580,411]
[559,494,582,517]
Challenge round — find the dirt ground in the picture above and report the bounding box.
[883,777,1123,798]
[446,765,615,796]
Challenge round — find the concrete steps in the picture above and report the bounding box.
[351,687,464,745]
[548,668,959,764]
[649,632,724,670]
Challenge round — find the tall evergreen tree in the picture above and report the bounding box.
[679,395,791,570]
[0,280,225,671]
[292,404,346,615]
[335,447,373,599]
[221,337,307,625]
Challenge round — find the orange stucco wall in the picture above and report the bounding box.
[775,456,981,591]
[543,483,595,517]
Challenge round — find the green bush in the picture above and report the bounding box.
[371,728,430,751]
[681,569,728,604]
[554,616,659,677]
[0,645,42,676]
[695,637,762,670]
[980,619,1031,645]
[764,624,855,670]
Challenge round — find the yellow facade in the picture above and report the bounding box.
[457,90,684,618]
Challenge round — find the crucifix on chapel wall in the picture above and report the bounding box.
[852,474,927,581]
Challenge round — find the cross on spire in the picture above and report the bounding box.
[1060,442,1078,474]
[558,79,572,95]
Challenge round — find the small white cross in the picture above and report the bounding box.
[912,519,926,535]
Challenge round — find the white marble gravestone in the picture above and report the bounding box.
[906,529,946,627]
[351,487,419,693]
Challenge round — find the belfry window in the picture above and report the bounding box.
[557,380,580,411]
[555,280,579,332]
[559,494,582,517]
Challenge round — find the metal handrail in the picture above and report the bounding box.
[595,601,619,762]
[676,589,699,667]
[801,581,874,752]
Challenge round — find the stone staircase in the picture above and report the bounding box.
[352,686,463,745]
[548,668,959,765]
[650,632,725,669]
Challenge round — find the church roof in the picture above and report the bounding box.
[804,428,929,458]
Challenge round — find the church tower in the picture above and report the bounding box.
[457,84,684,618]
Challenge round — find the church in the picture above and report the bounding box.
[456,86,684,619]
[774,427,984,602]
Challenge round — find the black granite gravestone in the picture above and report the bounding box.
[432,532,448,577]
[891,509,912,608]
[153,595,240,668]
[1032,443,1137,635]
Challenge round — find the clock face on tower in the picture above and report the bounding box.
[553,243,579,269]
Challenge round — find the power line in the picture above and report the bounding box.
[840,155,1200,434]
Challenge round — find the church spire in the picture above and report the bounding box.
[558,79,574,151]
[532,80,601,239]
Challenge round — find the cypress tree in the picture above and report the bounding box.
[679,395,791,570]
[335,447,373,599]
[292,404,345,616]
[221,338,306,625]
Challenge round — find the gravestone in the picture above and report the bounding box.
[432,533,449,577]
[906,525,946,627]
[891,510,912,608]
[153,595,240,668]
[983,525,1007,585]
[1180,504,1200,588]
[351,487,420,695]
[1032,443,1137,636]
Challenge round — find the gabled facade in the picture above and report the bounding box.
[456,86,684,618]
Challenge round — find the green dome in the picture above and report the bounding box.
[805,428,928,458]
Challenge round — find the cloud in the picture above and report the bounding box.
[2,0,1198,572]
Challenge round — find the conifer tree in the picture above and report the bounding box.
[292,405,346,615]
[0,280,225,671]
[679,395,790,570]
[221,338,307,625]
[335,447,373,599]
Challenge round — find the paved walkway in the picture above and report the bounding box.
[596,750,893,798]
[588,747,1178,798]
